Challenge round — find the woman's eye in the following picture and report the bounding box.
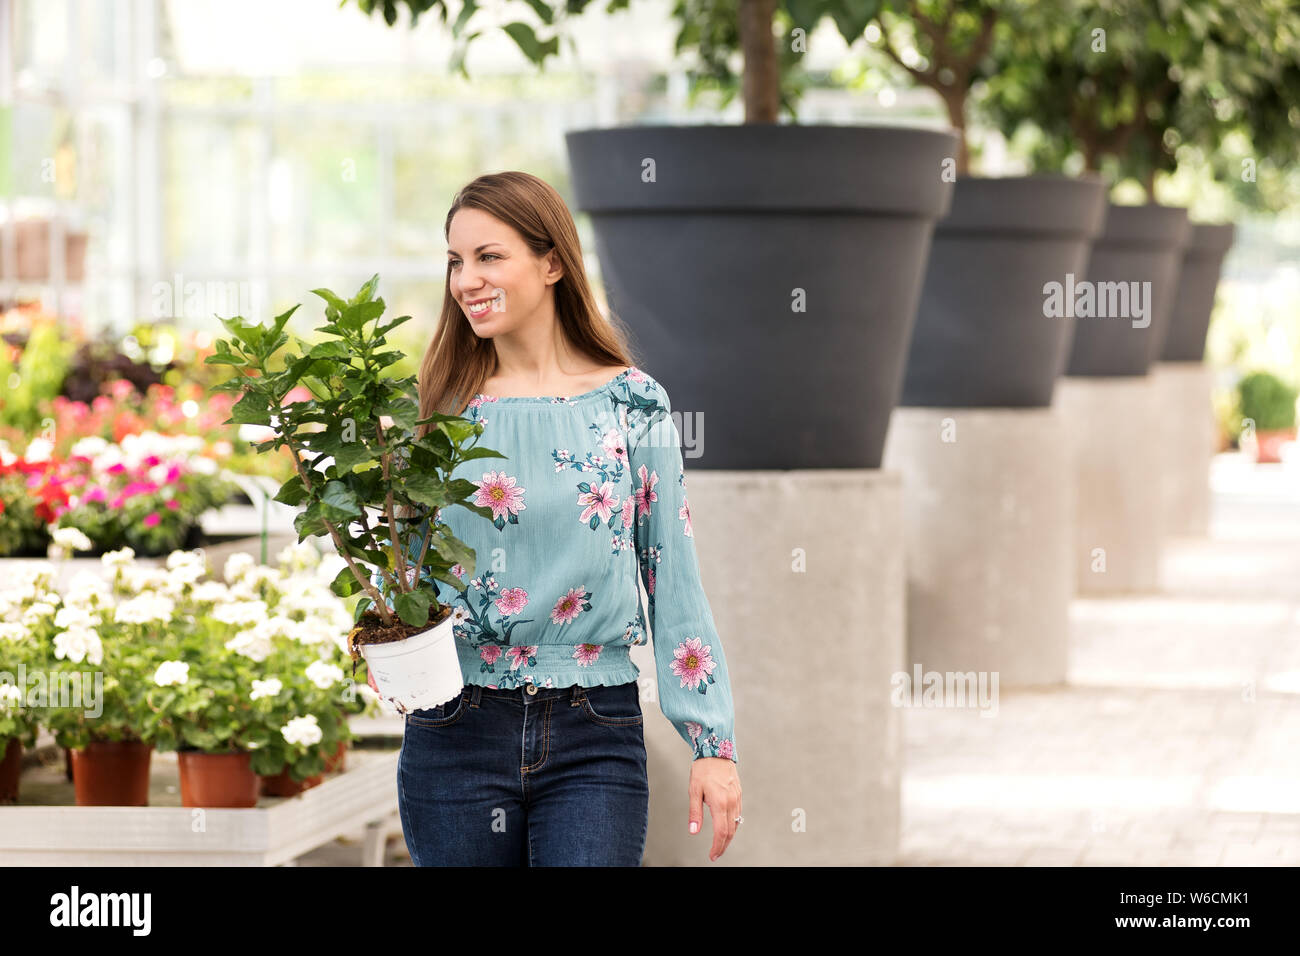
[449,254,499,269]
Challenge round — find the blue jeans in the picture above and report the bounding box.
[397,680,649,866]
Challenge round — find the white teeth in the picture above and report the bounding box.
[468,296,497,315]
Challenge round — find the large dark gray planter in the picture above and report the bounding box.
[900,175,1108,406]
[1065,202,1192,376]
[565,124,959,469]
[1161,223,1237,362]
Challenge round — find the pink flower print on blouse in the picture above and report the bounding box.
[600,428,628,466]
[480,645,503,666]
[670,636,717,690]
[634,464,659,518]
[719,738,735,760]
[576,481,620,526]
[505,645,538,670]
[550,586,591,624]
[679,497,693,537]
[474,471,526,530]
[495,587,528,616]
[685,721,703,741]
[572,643,602,666]
[450,563,465,578]
[646,564,656,596]
[620,496,635,529]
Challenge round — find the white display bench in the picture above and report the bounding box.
[1,734,403,866]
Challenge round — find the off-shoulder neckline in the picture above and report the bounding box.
[473,366,638,404]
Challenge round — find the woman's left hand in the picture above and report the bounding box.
[688,757,742,862]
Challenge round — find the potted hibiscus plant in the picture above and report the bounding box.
[205,274,503,713]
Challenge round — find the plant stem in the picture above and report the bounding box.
[372,418,410,595]
[285,431,395,627]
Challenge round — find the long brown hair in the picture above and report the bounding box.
[399,171,640,521]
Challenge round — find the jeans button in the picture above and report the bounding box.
[525,683,538,696]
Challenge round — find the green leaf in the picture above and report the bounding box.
[402,472,447,507]
[394,589,431,628]
[329,563,365,598]
[311,287,348,315]
[340,300,386,332]
[501,21,559,65]
[350,274,381,306]
[273,475,309,506]
[308,340,351,360]
[319,481,363,523]
[230,390,273,426]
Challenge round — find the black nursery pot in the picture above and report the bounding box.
[1065,202,1192,376]
[1160,223,1237,363]
[565,124,959,469]
[900,175,1108,407]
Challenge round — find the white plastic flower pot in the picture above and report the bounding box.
[359,610,463,715]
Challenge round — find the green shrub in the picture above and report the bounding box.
[1237,370,1299,432]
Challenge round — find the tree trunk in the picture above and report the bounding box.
[739,0,779,123]
[941,90,969,175]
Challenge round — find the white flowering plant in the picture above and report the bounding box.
[0,566,56,751]
[135,544,362,777]
[204,275,504,651]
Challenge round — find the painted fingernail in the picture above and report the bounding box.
[689,821,699,834]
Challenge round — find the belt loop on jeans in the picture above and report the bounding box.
[569,684,583,706]
[470,684,482,707]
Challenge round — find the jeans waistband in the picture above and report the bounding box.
[469,683,586,705]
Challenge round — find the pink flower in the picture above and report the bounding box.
[282,385,313,405]
[550,587,588,625]
[572,643,602,666]
[634,464,658,518]
[165,499,180,511]
[450,564,464,578]
[621,497,635,529]
[670,637,716,690]
[505,646,537,670]
[83,487,107,504]
[719,738,735,760]
[473,471,526,521]
[143,513,161,527]
[480,646,502,665]
[164,463,183,484]
[679,498,693,537]
[494,587,528,616]
[647,565,655,596]
[685,720,703,741]
[109,379,134,399]
[106,463,126,475]
[600,429,628,465]
[576,481,619,523]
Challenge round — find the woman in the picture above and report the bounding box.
[373,170,742,866]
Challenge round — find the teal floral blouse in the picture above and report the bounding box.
[372,366,737,763]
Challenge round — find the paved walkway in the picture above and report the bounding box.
[899,451,1300,866]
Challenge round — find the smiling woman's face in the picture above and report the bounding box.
[446,207,561,338]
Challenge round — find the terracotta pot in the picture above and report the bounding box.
[70,739,153,806]
[1254,427,1296,464]
[324,740,347,774]
[259,765,324,797]
[64,746,73,781]
[177,750,260,808]
[0,738,20,804]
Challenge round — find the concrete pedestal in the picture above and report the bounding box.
[1151,361,1215,537]
[1054,376,1162,594]
[632,469,904,865]
[882,407,1072,687]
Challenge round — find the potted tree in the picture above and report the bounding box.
[205,275,504,714]
[350,0,959,469]
[978,0,1217,376]
[1237,371,1299,465]
[862,0,1107,407]
[1159,2,1299,363]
